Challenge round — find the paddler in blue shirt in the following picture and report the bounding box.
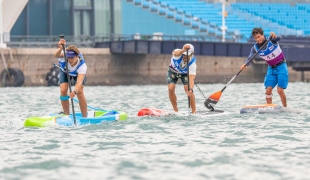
[54,39,88,117]
[167,43,197,114]
[240,28,288,107]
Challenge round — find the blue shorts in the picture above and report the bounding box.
[59,71,86,85]
[166,69,188,85]
[264,62,288,89]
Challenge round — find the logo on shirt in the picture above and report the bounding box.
[269,45,274,51]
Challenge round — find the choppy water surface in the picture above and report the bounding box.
[1,83,310,180]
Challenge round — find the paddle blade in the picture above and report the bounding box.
[204,91,222,110]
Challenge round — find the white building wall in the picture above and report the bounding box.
[1,0,28,47]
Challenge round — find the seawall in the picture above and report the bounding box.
[0,48,308,86]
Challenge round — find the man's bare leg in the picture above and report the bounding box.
[168,83,178,112]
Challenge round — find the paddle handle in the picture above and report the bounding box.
[59,34,76,125]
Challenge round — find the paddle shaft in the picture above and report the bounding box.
[204,38,271,110]
[59,35,76,125]
[220,39,270,93]
[186,49,190,112]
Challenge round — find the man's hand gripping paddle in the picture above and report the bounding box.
[204,38,270,111]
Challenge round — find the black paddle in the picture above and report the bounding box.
[59,34,76,125]
[204,38,270,110]
[186,49,190,114]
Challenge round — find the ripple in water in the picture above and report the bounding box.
[1,83,310,179]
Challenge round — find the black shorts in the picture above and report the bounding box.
[58,70,86,85]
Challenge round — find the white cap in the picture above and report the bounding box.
[182,44,194,55]
[173,48,182,52]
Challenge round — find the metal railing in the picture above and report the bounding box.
[7,34,245,48]
[6,34,310,48]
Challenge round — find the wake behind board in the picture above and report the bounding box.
[137,108,225,117]
[240,104,310,114]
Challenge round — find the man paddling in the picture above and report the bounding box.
[240,28,288,107]
[167,44,197,114]
[54,39,88,117]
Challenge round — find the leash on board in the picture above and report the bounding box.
[195,83,207,100]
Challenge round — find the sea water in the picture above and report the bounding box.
[1,82,310,180]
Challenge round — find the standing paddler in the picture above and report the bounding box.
[54,38,88,117]
[166,43,197,114]
[240,28,288,107]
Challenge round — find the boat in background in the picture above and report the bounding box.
[24,110,128,127]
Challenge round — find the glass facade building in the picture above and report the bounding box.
[11,0,122,36]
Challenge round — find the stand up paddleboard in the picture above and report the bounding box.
[240,104,283,114]
[24,110,128,127]
[137,108,225,117]
[137,108,173,116]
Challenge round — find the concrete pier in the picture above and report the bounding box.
[0,48,308,86]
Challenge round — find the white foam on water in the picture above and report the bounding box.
[281,107,310,114]
[177,110,228,117]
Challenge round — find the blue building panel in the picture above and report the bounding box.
[28,0,49,35]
